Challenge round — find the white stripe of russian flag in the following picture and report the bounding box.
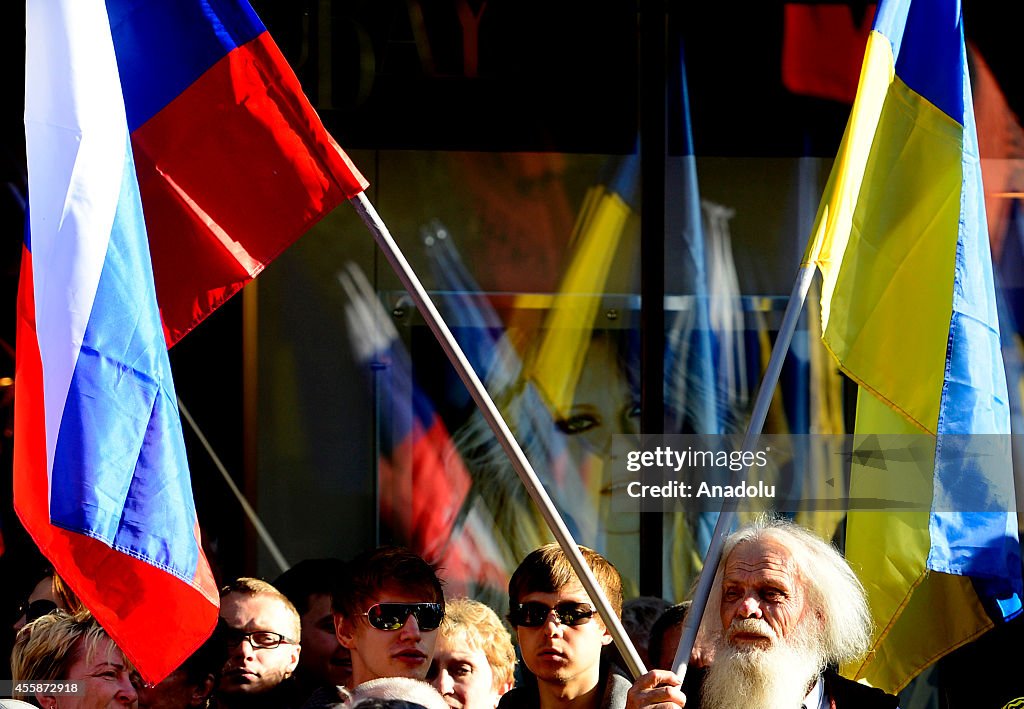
[25,0,133,487]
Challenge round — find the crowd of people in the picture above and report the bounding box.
[6,516,899,709]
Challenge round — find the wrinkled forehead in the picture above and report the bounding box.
[441,619,480,646]
[722,538,800,584]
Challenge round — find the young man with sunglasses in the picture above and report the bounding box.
[217,577,303,709]
[334,546,446,690]
[501,543,629,709]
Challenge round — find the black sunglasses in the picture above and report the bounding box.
[16,599,58,624]
[508,601,596,628]
[362,602,444,631]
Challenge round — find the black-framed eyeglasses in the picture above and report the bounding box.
[220,628,295,650]
[508,601,596,628]
[15,599,58,624]
[362,602,445,631]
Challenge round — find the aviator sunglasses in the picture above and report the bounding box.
[362,602,445,631]
[508,601,596,628]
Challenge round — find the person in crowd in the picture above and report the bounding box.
[605,596,670,674]
[626,516,899,709]
[215,578,303,709]
[135,631,223,709]
[427,598,515,709]
[10,609,136,708]
[499,543,630,709]
[12,569,59,634]
[647,602,699,673]
[274,558,353,706]
[333,547,445,687]
[639,601,714,675]
[12,568,82,632]
[347,677,447,709]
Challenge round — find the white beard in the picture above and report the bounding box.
[701,618,824,709]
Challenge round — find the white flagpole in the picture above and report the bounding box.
[350,192,649,680]
[670,262,818,680]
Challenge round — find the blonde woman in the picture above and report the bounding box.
[11,610,136,709]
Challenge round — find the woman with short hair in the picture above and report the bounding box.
[10,610,136,708]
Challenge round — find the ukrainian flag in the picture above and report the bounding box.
[804,0,1022,692]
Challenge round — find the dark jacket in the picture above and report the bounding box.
[498,664,631,709]
[213,677,305,709]
[824,669,899,709]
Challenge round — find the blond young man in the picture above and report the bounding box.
[217,577,303,709]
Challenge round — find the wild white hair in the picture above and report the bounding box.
[698,514,872,666]
[347,677,448,709]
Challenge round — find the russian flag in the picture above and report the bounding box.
[17,0,366,683]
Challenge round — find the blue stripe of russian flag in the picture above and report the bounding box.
[50,138,201,578]
[107,0,265,131]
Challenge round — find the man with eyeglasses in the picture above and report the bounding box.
[500,543,630,709]
[216,577,303,709]
[333,546,446,690]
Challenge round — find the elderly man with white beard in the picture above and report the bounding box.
[626,517,899,709]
